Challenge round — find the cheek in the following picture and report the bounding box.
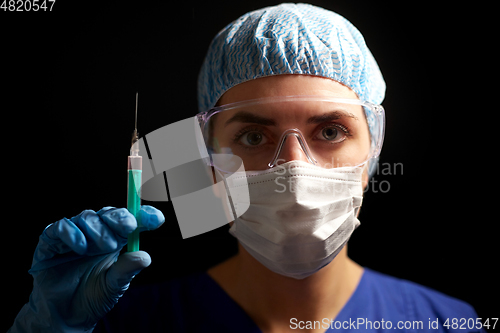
[359,122,372,159]
[350,128,371,163]
[363,131,372,155]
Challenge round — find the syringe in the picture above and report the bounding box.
[127,92,142,252]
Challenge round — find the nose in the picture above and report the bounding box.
[268,129,318,168]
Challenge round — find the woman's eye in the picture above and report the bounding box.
[317,125,347,143]
[240,131,267,146]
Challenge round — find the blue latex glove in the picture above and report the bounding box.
[9,206,165,333]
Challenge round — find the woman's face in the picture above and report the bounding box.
[211,75,371,177]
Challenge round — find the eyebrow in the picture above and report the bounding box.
[224,110,358,127]
[224,111,277,127]
[306,110,358,124]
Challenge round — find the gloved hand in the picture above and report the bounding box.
[9,205,165,333]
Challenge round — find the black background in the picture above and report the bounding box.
[2,1,498,331]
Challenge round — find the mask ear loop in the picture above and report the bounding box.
[268,128,318,168]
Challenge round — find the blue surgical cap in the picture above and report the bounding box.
[197,3,386,112]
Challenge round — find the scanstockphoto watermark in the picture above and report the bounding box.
[290,317,424,330]
[272,160,403,194]
[289,317,497,331]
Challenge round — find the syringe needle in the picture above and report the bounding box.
[128,91,142,253]
[132,92,139,147]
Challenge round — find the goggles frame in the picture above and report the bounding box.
[197,95,385,171]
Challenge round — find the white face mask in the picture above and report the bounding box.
[224,160,364,279]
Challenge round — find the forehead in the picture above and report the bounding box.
[217,75,359,105]
[213,75,367,129]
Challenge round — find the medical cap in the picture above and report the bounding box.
[197,3,385,112]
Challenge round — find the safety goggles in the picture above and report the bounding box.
[197,96,385,172]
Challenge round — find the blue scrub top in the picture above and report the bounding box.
[95,267,484,332]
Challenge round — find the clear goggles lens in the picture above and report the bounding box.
[197,96,385,172]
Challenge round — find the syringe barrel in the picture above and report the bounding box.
[127,155,142,252]
[128,155,142,170]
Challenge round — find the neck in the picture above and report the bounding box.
[208,243,363,332]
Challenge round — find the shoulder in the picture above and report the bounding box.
[361,268,482,332]
[365,268,474,313]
